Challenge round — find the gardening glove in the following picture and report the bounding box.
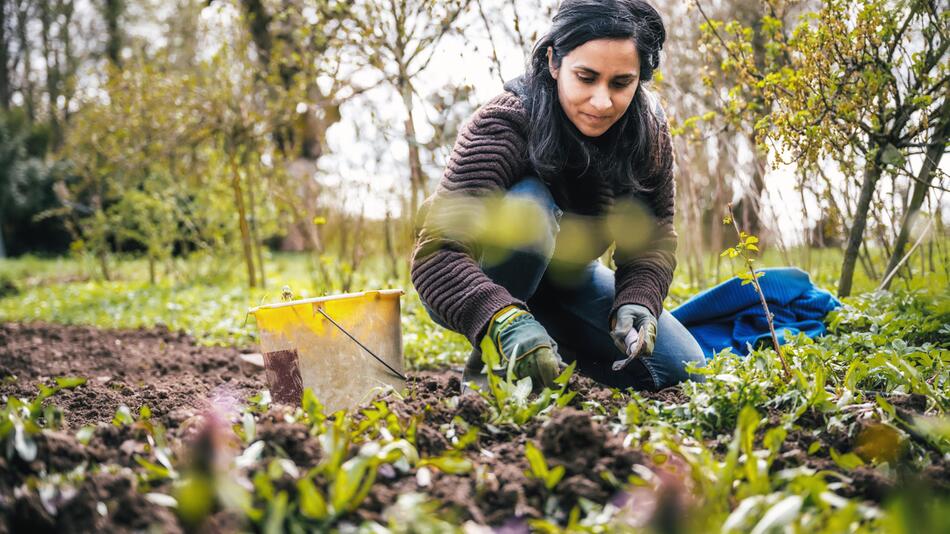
[479,305,561,390]
[610,304,657,371]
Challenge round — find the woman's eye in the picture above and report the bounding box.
[578,76,594,83]
[612,81,633,88]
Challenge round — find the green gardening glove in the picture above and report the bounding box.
[610,304,657,371]
[478,305,561,390]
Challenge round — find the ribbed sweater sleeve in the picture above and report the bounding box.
[611,99,678,322]
[410,92,529,345]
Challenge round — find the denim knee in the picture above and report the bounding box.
[641,311,707,389]
[479,177,562,301]
[504,176,562,257]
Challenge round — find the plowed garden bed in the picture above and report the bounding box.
[0,321,946,532]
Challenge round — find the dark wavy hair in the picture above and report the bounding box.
[524,0,667,193]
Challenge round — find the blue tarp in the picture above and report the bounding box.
[671,267,841,358]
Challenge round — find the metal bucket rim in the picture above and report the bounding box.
[248,288,404,315]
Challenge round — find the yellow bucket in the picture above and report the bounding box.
[248,289,405,412]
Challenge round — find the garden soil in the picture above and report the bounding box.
[0,322,945,532]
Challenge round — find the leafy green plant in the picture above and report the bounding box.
[239,396,421,531]
[524,441,565,491]
[478,345,577,425]
[721,204,790,377]
[111,404,179,483]
[0,376,86,462]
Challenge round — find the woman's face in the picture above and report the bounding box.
[548,38,641,138]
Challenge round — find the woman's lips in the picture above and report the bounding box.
[581,112,610,122]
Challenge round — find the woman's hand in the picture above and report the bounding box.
[480,305,561,390]
[611,304,657,359]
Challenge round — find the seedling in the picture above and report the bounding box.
[524,441,565,491]
[0,376,86,462]
[478,345,577,425]
[722,203,791,378]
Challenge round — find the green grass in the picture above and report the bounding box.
[0,251,471,365]
[0,246,945,366]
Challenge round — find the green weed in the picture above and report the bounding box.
[0,377,86,462]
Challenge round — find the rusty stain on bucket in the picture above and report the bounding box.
[263,349,303,404]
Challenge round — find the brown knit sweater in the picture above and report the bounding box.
[410,88,677,345]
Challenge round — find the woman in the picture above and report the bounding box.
[410,0,705,392]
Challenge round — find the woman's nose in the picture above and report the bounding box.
[590,85,612,112]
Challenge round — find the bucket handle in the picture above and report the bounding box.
[313,306,407,381]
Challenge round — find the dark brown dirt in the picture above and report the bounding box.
[770,400,950,501]
[0,322,262,430]
[0,321,263,534]
[4,321,943,532]
[8,471,182,534]
[2,323,629,531]
[358,407,654,526]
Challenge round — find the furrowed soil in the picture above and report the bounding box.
[0,322,945,532]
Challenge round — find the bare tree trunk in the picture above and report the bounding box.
[59,0,76,126]
[98,250,111,281]
[0,0,10,110]
[881,101,949,289]
[230,155,257,288]
[838,150,883,297]
[398,68,426,225]
[102,0,123,68]
[927,238,934,273]
[799,178,811,271]
[39,2,59,140]
[939,212,949,279]
[246,161,266,289]
[712,173,726,280]
[384,210,400,281]
[859,241,878,280]
[15,0,34,120]
[342,207,367,292]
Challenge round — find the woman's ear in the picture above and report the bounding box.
[547,46,558,80]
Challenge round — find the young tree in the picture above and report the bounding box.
[237,0,385,289]
[881,98,949,288]
[702,0,948,296]
[349,0,472,221]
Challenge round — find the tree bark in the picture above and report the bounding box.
[98,253,111,281]
[838,149,884,297]
[398,68,425,224]
[880,101,949,289]
[246,160,266,289]
[384,209,400,281]
[0,0,10,109]
[230,156,257,288]
[15,0,34,120]
[102,0,123,67]
[39,0,63,146]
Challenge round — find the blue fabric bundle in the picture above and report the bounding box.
[670,267,841,358]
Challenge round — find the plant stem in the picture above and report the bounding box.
[727,203,791,378]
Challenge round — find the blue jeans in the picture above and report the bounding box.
[425,176,706,391]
